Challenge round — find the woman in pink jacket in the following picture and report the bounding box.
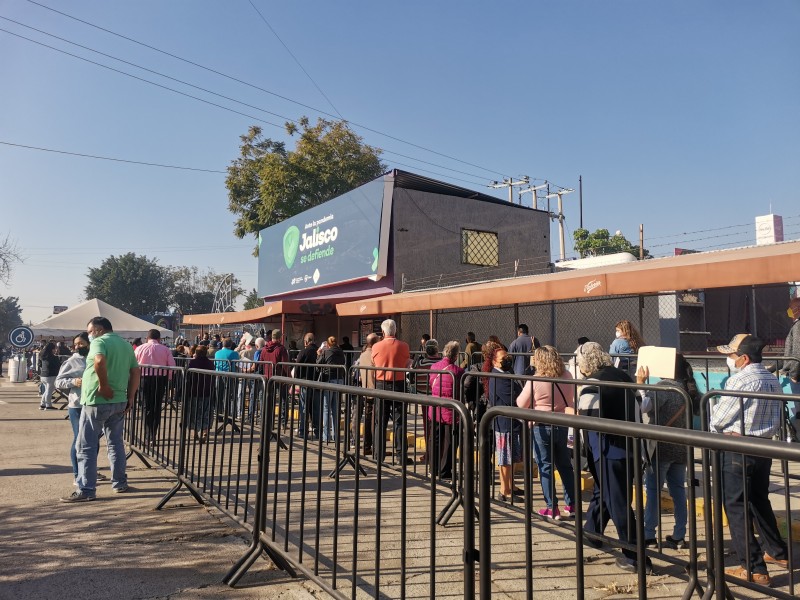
[516,345,576,520]
[428,341,465,480]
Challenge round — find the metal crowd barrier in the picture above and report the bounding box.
[224,375,476,600]
[153,368,268,526]
[125,364,186,470]
[475,371,800,600]
[699,388,800,599]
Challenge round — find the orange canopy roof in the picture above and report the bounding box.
[336,241,800,316]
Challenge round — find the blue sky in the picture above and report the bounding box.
[1,0,798,323]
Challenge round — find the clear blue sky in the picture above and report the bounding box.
[1,0,798,324]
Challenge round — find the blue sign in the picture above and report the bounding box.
[9,326,35,348]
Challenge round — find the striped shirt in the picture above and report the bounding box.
[710,363,783,438]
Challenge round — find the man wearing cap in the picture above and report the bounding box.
[712,334,789,586]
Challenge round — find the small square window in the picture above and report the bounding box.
[462,229,498,266]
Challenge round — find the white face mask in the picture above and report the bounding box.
[88,334,94,342]
[615,330,622,339]
[726,356,740,373]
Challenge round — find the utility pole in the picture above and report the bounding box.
[639,224,645,260]
[489,176,530,204]
[545,188,575,261]
[579,175,583,229]
[518,183,547,210]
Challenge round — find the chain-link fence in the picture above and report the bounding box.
[399,284,796,354]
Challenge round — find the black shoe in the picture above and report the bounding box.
[497,494,508,503]
[615,557,653,575]
[645,538,658,548]
[666,535,686,549]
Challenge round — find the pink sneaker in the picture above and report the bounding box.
[561,505,576,518]
[537,507,561,520]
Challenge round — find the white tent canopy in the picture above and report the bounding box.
[31,298,174,340]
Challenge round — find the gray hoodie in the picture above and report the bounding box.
[55,352,86,408]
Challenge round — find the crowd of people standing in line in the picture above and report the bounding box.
[9,296,797,584]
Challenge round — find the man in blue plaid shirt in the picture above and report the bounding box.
[712,334,789,587]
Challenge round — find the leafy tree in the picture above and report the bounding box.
[226,117,386,252]
[85,253,173,315]
[0,234,22,285]
[0,296,23,341]
[169,266,216,315]
[243,288,262,311]
[573,228,650,259]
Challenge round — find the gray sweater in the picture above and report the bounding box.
[55,352,86,408]
[782,320,800,381]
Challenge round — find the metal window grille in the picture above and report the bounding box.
[462,229,498,266]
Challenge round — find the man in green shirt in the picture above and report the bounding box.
[61,317,140,502]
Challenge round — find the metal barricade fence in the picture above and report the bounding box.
[224,376,476,600]
[477,395,800,600]
[155,368,269,528]
[699,388,800,599]
[125,364,186,470]
[473,370,700,589]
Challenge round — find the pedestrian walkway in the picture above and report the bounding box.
[0,379,321,600]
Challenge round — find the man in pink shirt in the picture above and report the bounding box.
[134,329,176,443]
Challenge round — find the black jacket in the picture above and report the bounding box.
[39,353,62,377]
[295,343,319,381]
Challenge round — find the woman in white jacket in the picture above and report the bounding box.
[55,333,91,484]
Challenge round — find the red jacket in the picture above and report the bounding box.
[262,341,289,377]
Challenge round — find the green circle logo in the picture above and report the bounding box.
[283,225,300,269]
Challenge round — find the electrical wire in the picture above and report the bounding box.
[0,140,226,173]
[23,0,510,179]
[246,0,343,119]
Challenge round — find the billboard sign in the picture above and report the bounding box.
[258,177,391,298]
[53,305,68,314]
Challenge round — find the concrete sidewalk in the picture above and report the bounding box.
[0,378,323,600]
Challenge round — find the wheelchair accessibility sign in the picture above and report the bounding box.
[9,326,34,348]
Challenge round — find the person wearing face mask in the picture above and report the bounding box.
[484,344,523,501]
[56,332,100,486]
[609,319,645,374]
[711,334,789,586]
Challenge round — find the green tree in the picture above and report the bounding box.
[573,228,650,259]
[0,296,23,341]
[0,234,22,285]
[85,253,174,315]
[242,288,262,311]
[226,117,386,251]
[169,266,216,315]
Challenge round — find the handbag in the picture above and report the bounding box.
[642,403,685,471]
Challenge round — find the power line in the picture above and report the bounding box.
[0,18,494,187]
[246,0,343,119]
[0,140,227,173]
[23,0,510,178]
[0,26,285,130]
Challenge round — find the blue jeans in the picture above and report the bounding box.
[644,459,687,540]
[299,385,320,436]
[321,378,343,442]
[76,403,127,495]
[69,406,102,478]
[533,424,575,509]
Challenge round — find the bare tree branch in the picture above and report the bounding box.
[0,234,22,285]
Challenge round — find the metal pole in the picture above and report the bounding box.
[508,178,513,204]
[558,193,566,261]
[639,224,644,261]
[579,175,583,229]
